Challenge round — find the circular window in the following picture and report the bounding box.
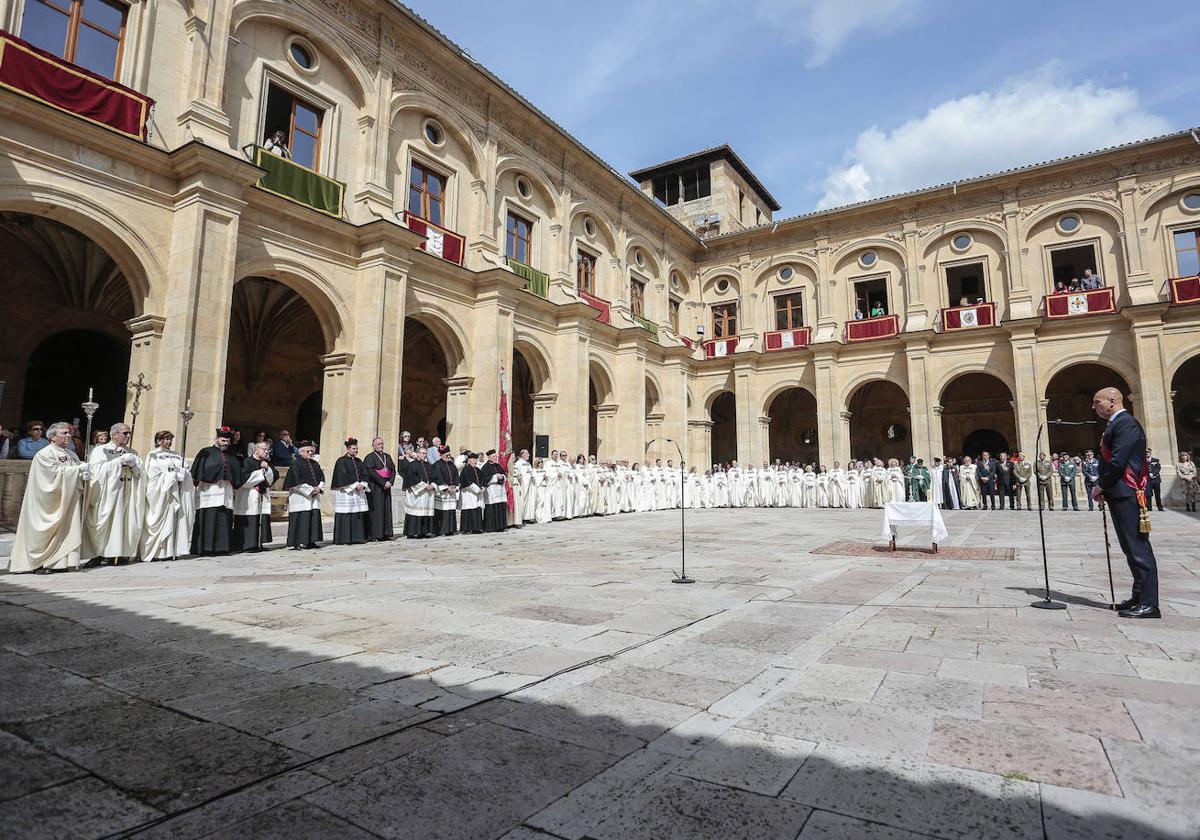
[715,278,730,293]
[516,175,532,199]
[634,249,645,267]
[1183,193,1200,211]
[778,265,794,282]
[1057,214,1081,234]
[859,249,878,268]
[289,42,314,70]
[670,273,682,291]
[423,119,444,146]
[583,216,597,237]
[884,423,908,442]
[952,233,972,251]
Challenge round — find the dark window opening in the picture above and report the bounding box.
[945,262,985,307]
[264,83,324,170]
[1049,244,1099,289]
[854,278,889,317]
[651,164,710,206]
[407,161,446,225]
[669,297,681,333]
[630,277,646,317]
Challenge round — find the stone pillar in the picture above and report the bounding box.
[355,67,393,214]
[595,404,618,458]
[733,361,757,464]
[645,412,666,461]
[1118,176,1155,305]
[466,294,514,445]
[930,404,946,460]
[319,353,354,450]
[614,347,647,458]
[902,221,929,331]
[124,315,166,453]
[813,240,838,343]
[757,415,772,465]
[1008,324,1041,454]
[532,392,557,453]
[443,376,474,446]
[1002,202,1034,320]
[688,419,713,468]
[552,317,592,455]
[905,337,933,459]
[840,410,853,461]
[1127,310,1173,458]
[813,347,839,461]
[177,3,234,145]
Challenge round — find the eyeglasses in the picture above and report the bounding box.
[30,427,44,432]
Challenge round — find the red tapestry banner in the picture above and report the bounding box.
[578,290,612,325]
[763,327,812,351]
[704,338,739,358]
[1044,287,1116,319]
[942,301,996,331]
[846,314,899,343]
[0,31,152,140]
[402,211,465,265]
[1169,276,1200,306]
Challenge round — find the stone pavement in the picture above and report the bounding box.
[2,507,1199,839]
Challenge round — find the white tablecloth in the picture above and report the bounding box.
[882,501,948,545]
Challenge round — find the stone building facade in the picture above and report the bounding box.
[1,0,1199,524]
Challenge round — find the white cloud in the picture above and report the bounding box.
[755,0,918,67]
[816,68,1172,209]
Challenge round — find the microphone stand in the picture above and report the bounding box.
[646,437,693,583]
[1030,422,1066,610]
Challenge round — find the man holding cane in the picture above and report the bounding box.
[1092,387,1160,618]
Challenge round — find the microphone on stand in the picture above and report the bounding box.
[646,437,693,584]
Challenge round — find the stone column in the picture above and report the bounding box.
[813,240,838,343]
[1127,309,1173,458]
[905,337,933,459]
[733,360,759,464]
[840,410,853,461]
[688,419,713,468]
[443,376,475,446]
[813,347,840,461]
[902,221,929,331]
[757,415,772,465]
[177,2,234,145]
[1117,176,1155,304]
[930,404,946,460]
[1002,201,1034,320]
[124,315,166,453]
[532,392,557,454]
[318,353,354,451]
[595,404,618,457]
[1008,324,1041,454]
[646,412,666,460]
[614,347,647,458]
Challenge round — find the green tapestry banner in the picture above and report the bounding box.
[254,146,345,219]
[507,258,550,298]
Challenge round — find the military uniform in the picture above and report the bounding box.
[1081,456,1100,510]
[1147,455,1163,511]
[1059,458,1079,510]
[1013,460,1033,510]
[1035,458,1055,510]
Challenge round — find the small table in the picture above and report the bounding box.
[882,502,948,552]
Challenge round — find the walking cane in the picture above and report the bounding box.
[1100,500,1117,610]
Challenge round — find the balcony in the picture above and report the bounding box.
[763,327,811,352]
[1169,276,1200,306]
[578,290,612,324]
[402,211,465,265]
[704,337,739,358]
[846,314,899,343]
[253,146,345,218]
[633,315,659,341]
[506,258,549,298]
[0,31,153,140]
[940,301,997,332]
[1043,287,1116,320]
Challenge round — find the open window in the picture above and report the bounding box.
[630,276,646,317]
[945,261,985,306]
[577,249,597,295]
[711,302,738,338]
[1173,228,1200,276]
[407,160,447,225]
[263,83,324,170]
[1049,243,1099,288]
[21,0,128,79]
[853,277,889,317]
[651,164,711,206]
[506,211,533,265]
[774,292,803,330]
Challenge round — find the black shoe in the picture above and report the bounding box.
[1118,604,1161,619]
[1114,598,1139,611]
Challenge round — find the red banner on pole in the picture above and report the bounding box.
[499,368,514,513]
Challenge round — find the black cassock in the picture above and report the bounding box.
[332,455,370,545]
[431,459,459,536]
[284,457,325,548]
[402,458,435,538]
[363,451,396,540]
[480,462,508,533]
[459,463,485,534]
[189,445,237,556]
[233,459,274,551]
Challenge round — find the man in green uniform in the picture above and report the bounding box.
[1035,453,1055,510]
[1012,453,1033,511]
[1058,452,1079,510]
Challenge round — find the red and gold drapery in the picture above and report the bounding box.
[942,301,996,331]
[578,290,612,325]
[403,211,465,265]
[763,327,811,351]
[846,314,899,343]
[1044,287,1116,319]
[1169,276,1200,306]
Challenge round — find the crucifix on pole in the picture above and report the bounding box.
[127,373,152,442]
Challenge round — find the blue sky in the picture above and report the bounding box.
[403,0,1200,216]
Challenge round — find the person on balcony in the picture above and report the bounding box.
[869,302,885,318]
[1081,269,1103,290]
[852,308,865,320]
[958,296,970,306]
[263,130,291,159]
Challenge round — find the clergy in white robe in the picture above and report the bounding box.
[713,469,729,508]
[546,452,566,520]
[958,458,981,509]
[887,460,907,503]
[8,422,88,573]
[800,468,818,508]
[845,467,862,509]
[141,432,194,560]
[829,464,846,508]
[816,468,831,507]
[284,442,325,548]
[532,461,553,524]
[870,463,889,508]
[191,427,239,555]
[513,451,536,524]
[574,460,591,517]
[84,423,145,562]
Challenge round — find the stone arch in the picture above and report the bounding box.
[230,0,374,108]
[567,200,618,253]
[699,264,740,284]
[496,155,564,218]
[918,219,1010,253]
[847,378,911,461]
[645,375,662,415]
[1041,352,1138,398]
[709,390,737,465]
[404,301,470,378]
[1020,199,1126,237]
[624,233,662,277]
[390,92,485,179]
[1139,175,1200,219]
[233,256,348,353]
[1171,352,1200,459]
[831,238,906,272]
[1044,362,1133,455]
[512,334,553,393]
[752,253,821,286]
[588,356,616,404]
[933,360,1017,405]
[766,386,819,464]
[842,368,909,404]
[938,372,1017,458]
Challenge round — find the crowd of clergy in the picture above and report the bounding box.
[10,416,1177,575]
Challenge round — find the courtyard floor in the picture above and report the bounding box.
[1,506,1199,839]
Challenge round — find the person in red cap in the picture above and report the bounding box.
[189,426,238,556]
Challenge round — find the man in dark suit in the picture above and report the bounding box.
[1092,388,1160,618]
[1146,449,1163,511]
[976,450,996,510]
[996,452,1014,510]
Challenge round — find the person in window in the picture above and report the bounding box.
[852,308,865,321]
[958,296,970,306]
[16,422,49,459]
[1055,281,1068,294]
[869,301,885,318]
[1068,278,1082,292]
[975,296,984,305]
[1081,269,1103,290]
[263,130,291,159]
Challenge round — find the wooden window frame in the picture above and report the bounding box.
[711,302,738,338]
[630,276,646,317]
[26,0,129,79]
[288,95,323,171]
[408,159,448,225]
[773,291,804,331]
[506,210,534,264]
[1171,226,1200,276]
[576,248,597,295]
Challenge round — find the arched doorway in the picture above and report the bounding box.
[940,372,1017,457]
[296,390,323,443]
[0,212,136,432]
[768,387,819,464]
[511,349,536,454]
[400,317,449,445]
[1172,355,1200,459]
[1045,363,1132,455]
[588,361,615,457]
[710,391,737,466]
[223,277,325,444]
[848,380,910,462]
